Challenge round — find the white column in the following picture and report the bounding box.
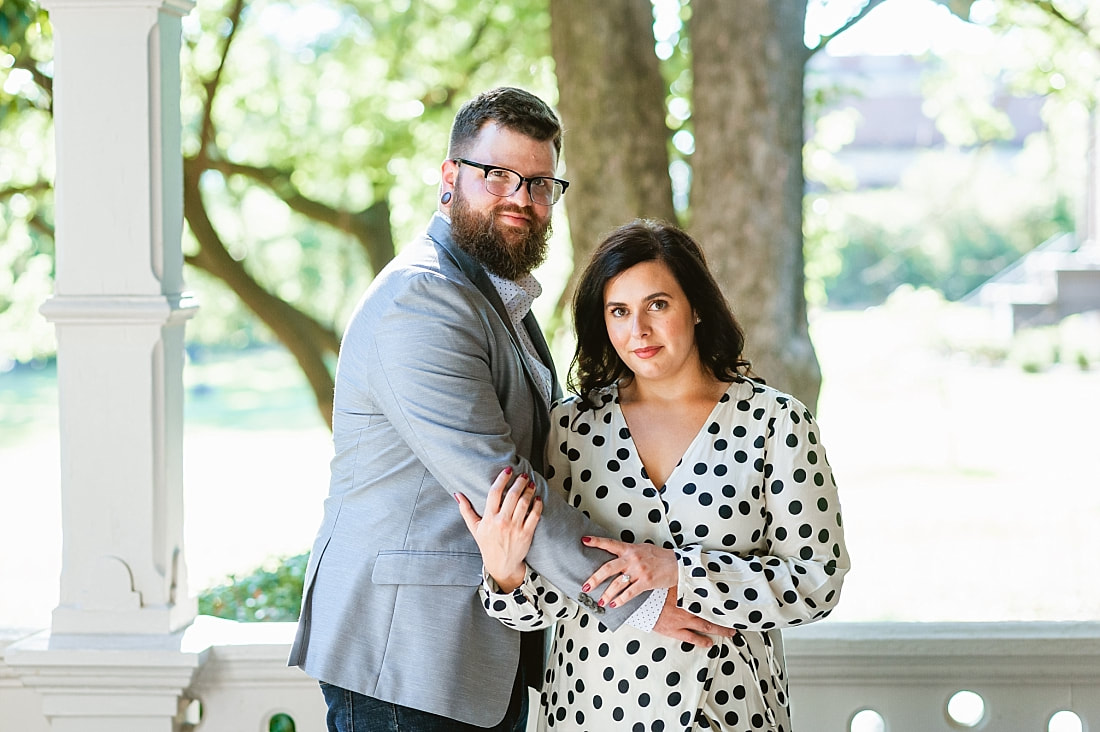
[40,0,198,637]
[6,0,204,728]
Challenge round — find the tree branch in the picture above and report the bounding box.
[27,212,53,239]
[198,0,246,155]
[11,57,53,108]
[0,181,52,202]
[805,0,892,61]
[202,157,395,274]
[183,156,340,429]
[1031,0,1092,43]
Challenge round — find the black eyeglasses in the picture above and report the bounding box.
[452,158,570,206]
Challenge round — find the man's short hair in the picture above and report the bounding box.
[448,87,563,159]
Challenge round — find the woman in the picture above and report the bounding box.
[457,220,849,731]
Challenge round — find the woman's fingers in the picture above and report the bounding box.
[523,493,543,531]
[456,467,533,542]
[455,492,480,536]
[484,467,514,516]
[579,536,628,592]
[498,471,529,516]
[581,535,627,556]
[579,540,679,607]
[510,482,538,522]
[581,557,625,596]
[601,571,642,608]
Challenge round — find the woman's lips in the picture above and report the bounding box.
[632,346,661,359]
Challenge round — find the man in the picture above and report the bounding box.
[289,87,729,732]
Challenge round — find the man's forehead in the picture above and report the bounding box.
[467,123,558,167]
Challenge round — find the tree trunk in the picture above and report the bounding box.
[690,0,822,408]
[550,0,677,315]
[183,160,339,429]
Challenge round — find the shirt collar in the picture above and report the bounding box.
[486,270,543,322]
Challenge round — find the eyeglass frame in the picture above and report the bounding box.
[451,158,570,206]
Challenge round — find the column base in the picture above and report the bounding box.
[2,617,231,732]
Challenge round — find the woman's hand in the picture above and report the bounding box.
[580,536,678,608]
[456,468,542,592]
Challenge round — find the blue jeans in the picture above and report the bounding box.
[319,676,528,732]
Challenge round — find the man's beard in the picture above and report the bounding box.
[450,191,551,281]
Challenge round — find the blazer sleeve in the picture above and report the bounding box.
[362,271,644,629]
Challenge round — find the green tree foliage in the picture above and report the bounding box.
[803,0,1097,308]
[1,0,554,425]
[0,0,54,364]
[198,551,308,621]
[809,166,1076,307]
[2,0,1095,423]
[179,0,555,426]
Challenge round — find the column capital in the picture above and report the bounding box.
[40,293,199,326]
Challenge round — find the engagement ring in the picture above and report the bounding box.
[620,574,632,583]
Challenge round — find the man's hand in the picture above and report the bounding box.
[652,587,737,647]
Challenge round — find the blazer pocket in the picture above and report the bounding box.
[372,550,484,586]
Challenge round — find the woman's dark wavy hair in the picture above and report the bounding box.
[568,219,754,408]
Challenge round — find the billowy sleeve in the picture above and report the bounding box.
[674,396,850,631]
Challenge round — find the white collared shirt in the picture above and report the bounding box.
[486,270,554,405]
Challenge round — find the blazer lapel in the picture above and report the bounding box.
[427,215,557,450]
[522,310,562,401]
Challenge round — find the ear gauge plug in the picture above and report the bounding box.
[440,191,452,204]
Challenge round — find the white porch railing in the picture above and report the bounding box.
[4,621,1099,731]
[784,621,1100,731]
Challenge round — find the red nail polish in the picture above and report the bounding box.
[504,466,513,475]
[609,601,616,608]
[581,536,592,545]
[597,599,604,607]
[582,583,590,592]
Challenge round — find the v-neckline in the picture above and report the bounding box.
[612,381,735,493]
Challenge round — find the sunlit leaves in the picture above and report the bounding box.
[177,0,555,349]
[806,148,1076,306]
[0,0,54,363]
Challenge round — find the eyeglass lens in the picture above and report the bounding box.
[483,169,564,205]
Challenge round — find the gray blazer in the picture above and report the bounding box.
[288,213,642,727]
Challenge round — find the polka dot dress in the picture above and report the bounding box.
[481,380,850,731]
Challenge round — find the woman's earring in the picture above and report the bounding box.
[694,314,702,324]
[440,191,452,204]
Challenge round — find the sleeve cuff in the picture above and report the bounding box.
[482,567,532,597]
[624,587,667,632]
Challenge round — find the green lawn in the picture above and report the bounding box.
[2,305,1098,630]
[0,346,327,448]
